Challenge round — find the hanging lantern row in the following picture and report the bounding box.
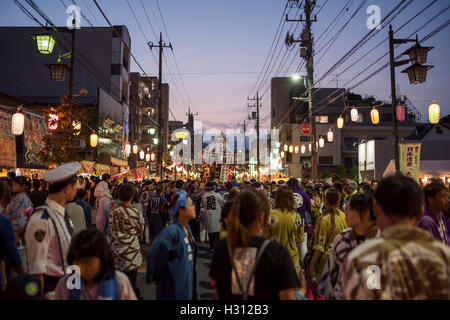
[337,116,344,129]
[139,150,145,160]
[294,145,299,154]
[289,145,294,153]
[370,107,379,125]
[280,151,285,158]
[132,143,139,154]
[351,107,359,122]
[301,145,306,154]
[145,153,150,162]
[90,133,98,148]
[283,144,288,152]
[319,137,325,148]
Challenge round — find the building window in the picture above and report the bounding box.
[286,152,292,163]
[111,64,121,76]
[344,157,358,167]
[300,136,311,142]
[319,156,333,165]
[315,116,328,123]
[300,156,310,165]
[343,137,358,151]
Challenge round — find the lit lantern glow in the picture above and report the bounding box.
[145,153,150,162]
[319,137,325,148]
[294,145,299,154]
[151,153,156,161]
[48,113,59,131]
[396,104,405,122]
[280,151,285,158]
[301,145,306,154]
[337,116,344,129]
[148,128,156,135]
[33,34,56,54]
[125,143,131,157]
[289,145,294,153]
[283,144,288,152]
[90,133,98,148]
[72,121,81,135]
[308,143,312,152]
[139,150,145,160]
[327,129,334,142]
[370,107,379,125]
[351,107,358,122]
[12,110,25,136]
[132,143,138,154]
[153,138,159,145]
[428,100,440,124]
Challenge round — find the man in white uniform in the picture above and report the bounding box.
[25,162,80,296]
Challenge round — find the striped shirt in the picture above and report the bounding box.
[341,225,450,300]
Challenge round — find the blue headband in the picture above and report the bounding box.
[169,190,188,217]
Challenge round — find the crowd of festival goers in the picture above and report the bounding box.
[0,169,449,300]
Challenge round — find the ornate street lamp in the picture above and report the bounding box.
[401,63,433,85]
[45,63,70,82]
[148,128,156,135]
[31,34,56,54]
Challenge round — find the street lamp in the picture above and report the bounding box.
[45,63,69,82]
[148,128,156,135]
[401,63,433,85]
[31,34,55,54]
[153,138,159,145]
[401,43,434,64]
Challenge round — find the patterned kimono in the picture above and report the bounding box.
[341,225,450,300]
[3,192,33,234]
[108,204,145,272]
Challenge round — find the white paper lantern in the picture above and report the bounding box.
[301,145,306,154]
[139,150,145,160]
[12,111,25,136]
[351,107,358,122]
[327,129,334,142]
[319,138,324,148]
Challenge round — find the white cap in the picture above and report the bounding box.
[43,162,81,184]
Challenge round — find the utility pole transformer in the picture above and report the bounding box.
[149,33,172,181]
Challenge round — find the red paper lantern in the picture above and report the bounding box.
[396,104,405,122]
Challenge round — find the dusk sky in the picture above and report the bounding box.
[1,0,449,131]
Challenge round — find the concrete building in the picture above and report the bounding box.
[0,26,132,173]
[271,77,418,179]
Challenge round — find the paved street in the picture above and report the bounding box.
[137,242,215,300]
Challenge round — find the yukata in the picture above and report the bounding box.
[146,220,199,300]
[341,225,450,300]
[3,192,33,234]
[311,210,347,280]
[417,208,449,245]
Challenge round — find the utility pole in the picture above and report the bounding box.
[248,91,261,181]
[286,0,318,181]
[239,120,248,180]
[186,107,198,179]
[149,33,172,181]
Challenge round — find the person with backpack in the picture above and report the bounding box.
[209,189,300,300]
[265,187,304,272]
[53,229,136,300]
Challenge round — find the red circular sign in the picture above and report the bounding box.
[300,123,311,135]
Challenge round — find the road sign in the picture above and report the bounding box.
[300,123,311,135]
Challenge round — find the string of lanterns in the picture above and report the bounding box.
[278,99,441,159]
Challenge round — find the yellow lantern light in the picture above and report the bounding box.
[11,110,25,136]
[139,150,145,160]
[33,34,56,54]
[283,144,288,152]
[289,145,294,153]
[301,145,306,154]
[371,107,379,125]
[319,137,325,148]
[350,107,358,122]
[428,100,440,124]
[132,143,139,154]
[294,145,299,154]
[90,133,98,148]
[148,127,156,135]
[337,116,344,129]
[327,129,334,143]
[145,153,150,162]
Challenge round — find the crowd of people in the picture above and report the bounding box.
[0,162,449,300]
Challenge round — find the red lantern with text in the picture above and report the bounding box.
[48,113,59,131]
[396,104,405,122]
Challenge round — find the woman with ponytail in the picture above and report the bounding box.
[308,188,347,282]
[209,189,301,300]
[145,190,199,300]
